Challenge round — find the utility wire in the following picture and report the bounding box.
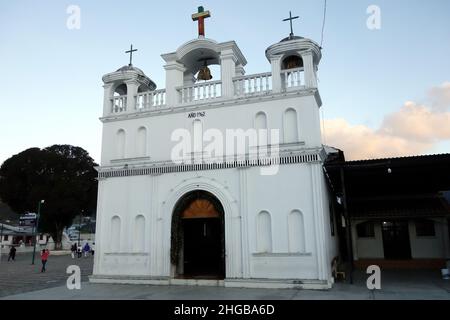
[320,0,327,48]
[320,0,328,145]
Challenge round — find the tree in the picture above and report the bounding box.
[0,145,98,249]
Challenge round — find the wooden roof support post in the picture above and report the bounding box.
[340,166,354,284]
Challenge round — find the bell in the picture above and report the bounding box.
[197,65,213,81]
[284,55,302,70]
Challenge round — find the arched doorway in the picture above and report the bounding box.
[171,190,225,279]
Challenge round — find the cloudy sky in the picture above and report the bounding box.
[1,0,449,163]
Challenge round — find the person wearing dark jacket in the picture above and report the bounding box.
[8,246,16,261]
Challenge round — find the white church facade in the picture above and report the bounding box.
[91,8,339,289]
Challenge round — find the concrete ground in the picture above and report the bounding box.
[1,253,449,300]
[0,251,93,298]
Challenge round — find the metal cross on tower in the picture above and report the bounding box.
[125,44,138,66]
[283,11,300,38]
[192,6,211,37]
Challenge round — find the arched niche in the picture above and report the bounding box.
[288,210,305,253]
[110,215,121,252]
[256,211,272,253]
[116,129,126,159]
[136,126,147,157]
[283,108,299,143]
[134,215,146,252]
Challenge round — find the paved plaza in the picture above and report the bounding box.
[0,252,449,300]
[0,251,93,298]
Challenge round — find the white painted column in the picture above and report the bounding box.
[102,83,113,117]
[311,163,330,281]
[93,178,105,275]
[220,50,237,98]
[224,195,240,279]
[164,62,186,108]
[270,56,283,93]
[302,51,317,88]
[238,168,251,279]
[125,80,140,113]
[124,177,132,253]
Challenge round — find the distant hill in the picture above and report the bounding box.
[0,201,19,223]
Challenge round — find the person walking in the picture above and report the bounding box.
[70,243,77,259]
[8,246,16,262]
[77,244,82,258]
[40,249,50,272]
[83,242,90,258]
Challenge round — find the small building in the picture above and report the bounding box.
[0,223,49,249]
[325,153,450,271]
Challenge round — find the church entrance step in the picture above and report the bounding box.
[170,278,225,287]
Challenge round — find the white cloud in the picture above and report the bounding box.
[323,82,450,160]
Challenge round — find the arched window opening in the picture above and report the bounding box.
[112,84,128,112]
[282,55,304,70]
[281,55,305,88]
[114,83,127,96]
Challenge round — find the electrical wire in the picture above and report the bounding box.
[320,0,327,48]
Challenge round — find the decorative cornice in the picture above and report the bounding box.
[97,150,323,180]
[102,70,156,91]
[161,38,247,67]
[265,38,322,63]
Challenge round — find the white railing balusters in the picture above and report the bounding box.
[134,89,166,112]
[176,80,222,104]
[111,96,127,113]
[233,72,272,97]
[281,67,305,90]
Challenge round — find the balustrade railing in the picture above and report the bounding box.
[178,80,222,104]
[111,96,127,113]
[135,89,166,111]
[108,68,310,115]
[233,72,272,97]
[281,67,305,90]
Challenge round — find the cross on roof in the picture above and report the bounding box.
[125,44,138,66]
[192,6,211,37]
[283,11,300,38]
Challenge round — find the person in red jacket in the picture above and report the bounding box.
[40,249,50,272]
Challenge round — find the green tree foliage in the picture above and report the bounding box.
[0,145,98,249]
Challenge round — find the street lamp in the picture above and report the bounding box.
[78,210,85,248]
[31,200,45,265]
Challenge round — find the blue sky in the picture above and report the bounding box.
[1,0,449,163]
